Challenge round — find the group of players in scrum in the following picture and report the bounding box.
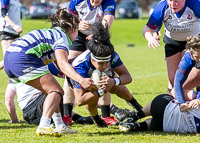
[2,0,200,137]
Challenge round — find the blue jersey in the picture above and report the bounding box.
[69,0,116,36]
[174,50,196,103]
[71,50,123,89]
[147,0,200,41]
[0,0,21,34]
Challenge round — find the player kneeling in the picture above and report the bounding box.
[69,19,142,127]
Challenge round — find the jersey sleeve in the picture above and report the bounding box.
[1,0,9,17]
[188,0,200,18]
[110,52,123,69]
[101,0,116,16]
[71,63,90,89]
[174,51,195,103]
[53,36,70,53]
[68,0,80,15]
[146,0,167,30]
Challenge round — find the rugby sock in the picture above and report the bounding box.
[72,113,82,122]
[110,104,119,115]
[138,122,148,131]
[100,105,110,118]
[52,112,65,129]
[128,97,143,111]
[137,110,145,119]
[63,103,73,117]
[39,116,51,128]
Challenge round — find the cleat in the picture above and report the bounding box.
[100,116,119,126]
[57,126,77,135]
[76,116,94,125]
[119,122,139,132]
[115,108,136,121]
[63,115,72,126]
[91,116,108,128]
[36,126,60,137]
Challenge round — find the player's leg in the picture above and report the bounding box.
[99,93,118,125]
[62,77,75,126]
[110,85,142,111]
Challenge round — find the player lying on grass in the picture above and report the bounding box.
[119,93,200,133]
[69,19,142,127]
[5,62,93,125]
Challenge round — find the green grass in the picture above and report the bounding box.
[0,18,198,143]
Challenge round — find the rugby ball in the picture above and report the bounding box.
[91,69,102,85]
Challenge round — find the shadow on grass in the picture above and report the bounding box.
[131,92,164,95]
[0,119,36,129]
[83,130,198,137]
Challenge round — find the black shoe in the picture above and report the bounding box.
[115,108,136,121]
[119,122,139,132]
[92,116,108,128]
[75,116,94,125]
[124,114,139,123]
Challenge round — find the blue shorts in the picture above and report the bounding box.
[4,51,50,83]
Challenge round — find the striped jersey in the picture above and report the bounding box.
[71,50,123,89]
[146,0,200,41]
[0,0,21,35]
[69,0,116,36]
[7,27,71,65]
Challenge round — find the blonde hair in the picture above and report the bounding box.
[186,35,200,56]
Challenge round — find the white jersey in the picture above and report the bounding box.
[69,0,116,36]
[9,79,41,110]
[0,0,22,35]
[163,101,200,133]
[147,0,200,41]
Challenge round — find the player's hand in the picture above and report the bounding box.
[13,25,22,34]
[153,31,161,40]
[86,34,93,40]
[188,99,200,109]
[180,103,190,112]
[8,120,20,124]
[80,78,97,91]
[79,21,90,31]
[147,35,160,49]
[97,76,115,92]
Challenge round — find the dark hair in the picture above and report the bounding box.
[86,19,114,57]
[47,8,79,33]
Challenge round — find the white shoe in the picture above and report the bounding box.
[36,126,60,137]
[57,126,77,135]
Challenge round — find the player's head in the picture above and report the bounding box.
[90,0,102,8]
[48,8,79,41]
[186,35,200,62]
[86,19,114,71]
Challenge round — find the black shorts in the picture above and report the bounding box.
[22,93,64,125]
[150,94,174,131]
[69,31,87,52]
[0,31,20,41]
[163,35,186,58]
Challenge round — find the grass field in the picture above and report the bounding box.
[0,17,199,143]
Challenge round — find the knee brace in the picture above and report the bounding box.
[50,91,63,99]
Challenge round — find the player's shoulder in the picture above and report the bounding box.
[72,50,91,67]
[70,0,86,6]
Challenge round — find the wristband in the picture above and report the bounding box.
[114,77,121,86]
[96,89,105,97]
[13,25,20,30]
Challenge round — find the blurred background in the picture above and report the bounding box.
[20,0,160,19]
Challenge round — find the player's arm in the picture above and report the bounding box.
[102,15,114,30]
[74,88,100,106]
[5,83,20,123]
[1,1,22,34]
[55,49,94,90]
[174,52,194,103]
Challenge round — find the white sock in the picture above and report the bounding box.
[39,116,51,128]
[52,113,66,129]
